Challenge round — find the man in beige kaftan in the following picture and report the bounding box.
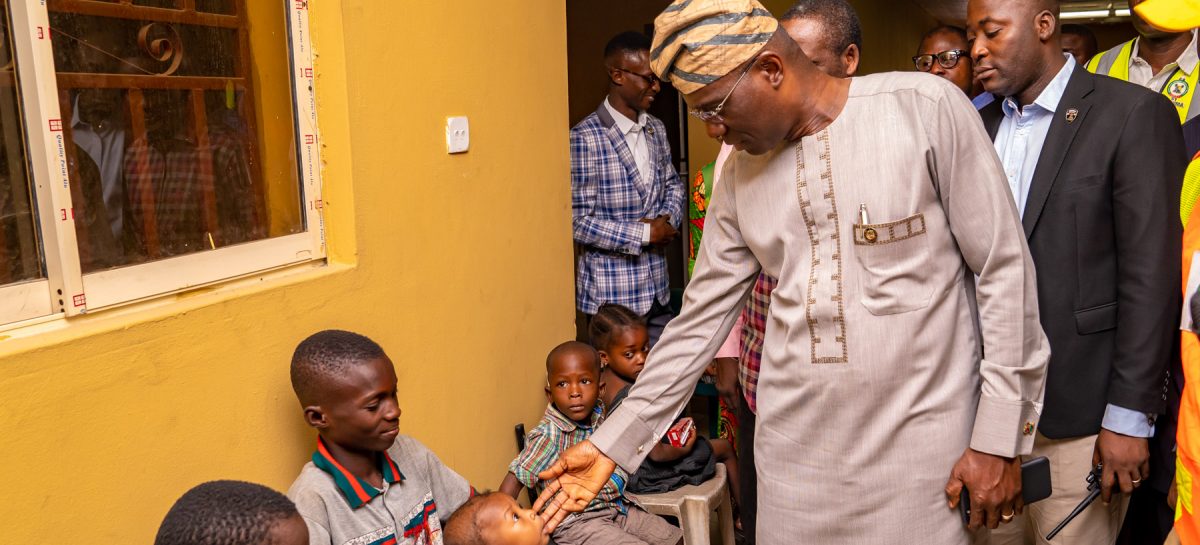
[535,2,1051,543]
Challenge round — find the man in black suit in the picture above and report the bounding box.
[967,0,1186,542]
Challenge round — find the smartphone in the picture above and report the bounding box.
[959,456,1052,525]
[666,417,696,448]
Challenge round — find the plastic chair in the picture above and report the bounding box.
[627,462,735,545]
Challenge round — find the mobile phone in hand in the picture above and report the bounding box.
[667,417,696,448]
[959,456,1052,525]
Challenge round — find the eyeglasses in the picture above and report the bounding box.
[616,68,661,86]
[687,56,757,124]
[912,49,970,72]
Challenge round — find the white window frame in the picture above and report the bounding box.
[0,0,324,325]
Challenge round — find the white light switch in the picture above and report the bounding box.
[446,116,469,154]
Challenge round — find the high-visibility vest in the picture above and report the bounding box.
[1088,38,1200,224]
[1088,38,1200,124]
[1176,187,1200,542]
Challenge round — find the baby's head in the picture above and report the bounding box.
[544,341,603,424]
[153,480,307,545]
[588,304,649,382]
[443,492,548,545]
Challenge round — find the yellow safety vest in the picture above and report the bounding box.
[1088,38,1199,123]
[1089,39,1200,225]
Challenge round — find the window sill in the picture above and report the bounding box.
[0,259,354,359]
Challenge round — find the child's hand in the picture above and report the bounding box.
[680,429,698,454]
[649,431,697,462]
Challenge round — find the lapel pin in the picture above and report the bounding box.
[1065,108,1079,123]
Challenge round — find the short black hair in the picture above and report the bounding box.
[443,492,497,545]
[291,330,387,406]
[546,340,601,376]
[154,480,298,545]
[604,31,652,60]
[780,0,863,54]
[1061,23,1097,45]
[918,25,969,53]
[587,304,646,352]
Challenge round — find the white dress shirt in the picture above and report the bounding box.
[603,97,655,244]
[994,55,1075,218]
[993,55,1155,438]
[71,96,127,240]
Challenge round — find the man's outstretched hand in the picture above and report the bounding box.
[533,440,617,534]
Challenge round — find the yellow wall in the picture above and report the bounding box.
[843,0,938,76]
[0,0,574,542]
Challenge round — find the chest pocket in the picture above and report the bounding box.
[853,212,934,315]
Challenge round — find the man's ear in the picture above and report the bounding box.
[758,52,786,89]
[598,379,607,398]
[843,44,861,77]
[608,66,625,86]
[1035,10,1058,42]
[304,405,328,430]
[544,385,552,403]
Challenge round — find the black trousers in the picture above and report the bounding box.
[737,392,757,543]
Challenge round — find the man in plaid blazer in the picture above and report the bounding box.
[572,32,684,344]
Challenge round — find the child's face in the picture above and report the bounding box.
[599,325,649,381]
[478,493,549,545]
[544,352,602,423]
[266,514,309,545]
[314,357,402,452]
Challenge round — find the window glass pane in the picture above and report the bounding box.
[48,0,302,272]
[0,4,43,286]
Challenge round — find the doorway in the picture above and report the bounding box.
[565,0,691,340]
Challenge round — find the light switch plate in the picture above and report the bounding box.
[446,116,469,154]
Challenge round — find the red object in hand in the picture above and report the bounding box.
[667,417,696,448]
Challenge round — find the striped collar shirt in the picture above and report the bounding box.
[509,403,627,514]
[288,435,473,545]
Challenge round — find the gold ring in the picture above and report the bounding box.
[1001,511,1015,522]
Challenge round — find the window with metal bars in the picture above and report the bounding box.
[0,0,324,327]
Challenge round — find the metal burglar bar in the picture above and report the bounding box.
[0,0,320,325]
[47,0,272,266]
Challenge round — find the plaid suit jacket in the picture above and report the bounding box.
[571,101,683,315]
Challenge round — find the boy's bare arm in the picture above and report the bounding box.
[499,472,524,499]
[647,431,696,463]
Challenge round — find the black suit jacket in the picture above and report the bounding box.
[981,65,1186,439]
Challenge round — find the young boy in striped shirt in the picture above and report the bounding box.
[499,341,681,545]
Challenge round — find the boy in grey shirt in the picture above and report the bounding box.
[286,330,474,545]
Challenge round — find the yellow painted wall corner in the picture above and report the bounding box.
[0,1,575,542]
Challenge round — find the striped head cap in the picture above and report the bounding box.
[651,0,779,95]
